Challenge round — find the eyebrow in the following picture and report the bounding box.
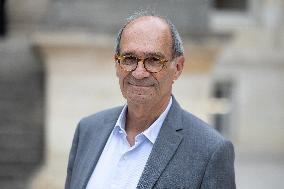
[121,51,166,58]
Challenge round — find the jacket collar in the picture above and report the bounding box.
[137,96,184,188]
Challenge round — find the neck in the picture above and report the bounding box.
[125,95,171,145]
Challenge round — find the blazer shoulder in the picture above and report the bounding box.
[181,109,231,150]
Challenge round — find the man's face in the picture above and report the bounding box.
[116,16,183,106]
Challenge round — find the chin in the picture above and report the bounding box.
[126,93,156,105]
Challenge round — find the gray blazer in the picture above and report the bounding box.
[65,97,235,189]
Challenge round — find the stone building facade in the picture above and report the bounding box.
[1,0,284,188]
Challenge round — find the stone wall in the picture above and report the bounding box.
[0,38,44,189]
[42,0,209,35]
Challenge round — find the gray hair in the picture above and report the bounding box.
[115,11,184,59]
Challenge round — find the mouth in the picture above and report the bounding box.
[128,82,154,87]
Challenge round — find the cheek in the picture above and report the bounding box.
[116,70,128,91]
[116,69,126,90]
[116,66,127,80]
[156,70,174,85]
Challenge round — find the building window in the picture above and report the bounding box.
[210,80,234,136]
[0,0,7,37]
[209,0,254,32]
[213,0,248,11]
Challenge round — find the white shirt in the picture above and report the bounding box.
[86,97,172,189]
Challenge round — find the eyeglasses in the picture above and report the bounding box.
[114,54,169,73]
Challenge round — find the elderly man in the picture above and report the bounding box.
[65,13,235,189]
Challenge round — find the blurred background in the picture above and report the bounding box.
[0,0,284,188]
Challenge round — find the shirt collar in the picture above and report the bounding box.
[143,97,172,144]
[114,104,127,135]
[114,97,173,144]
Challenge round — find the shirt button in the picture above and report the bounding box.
[119,130,123,134]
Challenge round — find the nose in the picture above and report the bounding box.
[131,60,150,79]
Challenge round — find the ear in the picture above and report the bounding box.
[173,56,184,80]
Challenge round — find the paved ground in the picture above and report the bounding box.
[235,155,284,189]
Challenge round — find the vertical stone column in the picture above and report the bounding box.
[262,0,284,47]
[0,38,44,189]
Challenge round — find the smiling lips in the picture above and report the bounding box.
[128,82,154,87]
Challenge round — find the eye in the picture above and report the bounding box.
[122,56,137,65]
[151,57,160,61]
[145,57,161,65]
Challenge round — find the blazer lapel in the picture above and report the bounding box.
[137,97,184,189]
[78,107,123,189]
